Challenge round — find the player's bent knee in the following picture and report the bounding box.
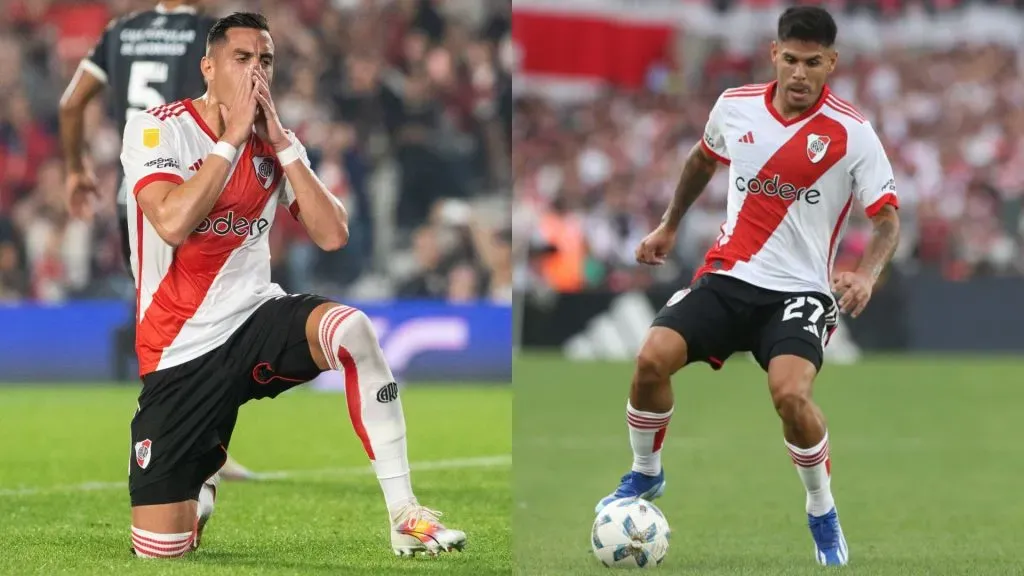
[340,308,376,341]
[633,351,666,389]
[314,304,378,348]
[634,327,689,387]
[771,389,811,422]
[315,304,394,381]
[324,307,379,353]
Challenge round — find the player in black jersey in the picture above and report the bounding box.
[58,1,255,483]
[60,0,213,259]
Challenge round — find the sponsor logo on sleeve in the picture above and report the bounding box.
[144,157,180,170]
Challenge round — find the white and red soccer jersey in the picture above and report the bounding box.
[121,99,310,376]
[695,81,898,296]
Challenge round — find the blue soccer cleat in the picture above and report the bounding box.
[808,507,849,566]
[594,469,666,514]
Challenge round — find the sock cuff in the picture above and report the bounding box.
[131,526,193,558]
[785,431,829,467]
[626,400,673,430]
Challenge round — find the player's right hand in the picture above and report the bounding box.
[66,169,98,220]
[219,63,260,148]
[635,225,677,266]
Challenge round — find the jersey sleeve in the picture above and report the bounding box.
[121,113,187,197]
[700,96,731,165]
[276,131,313,220]
[850,125,899,218]
[81,19,116,84]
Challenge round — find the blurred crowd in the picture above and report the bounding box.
[0,0,513,303]
[515,14,1024,294]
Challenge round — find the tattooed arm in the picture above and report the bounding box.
[832,204,899,317]
[636,95,729,266]
[660,142,720,230]
[661,142,721,229]
[831,120,902,317]
[636,142,721,265]
[856,204,900,282]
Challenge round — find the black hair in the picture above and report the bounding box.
[207,12,270,47]
[777,6,837,48]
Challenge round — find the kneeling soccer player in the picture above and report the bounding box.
[123,12,465,558]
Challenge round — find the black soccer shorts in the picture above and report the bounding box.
[651,273,838,372]
[128,294,330,507]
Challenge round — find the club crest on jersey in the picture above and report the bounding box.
[135,439,152,469]
[806,134,830,164]
[252,156,276,190]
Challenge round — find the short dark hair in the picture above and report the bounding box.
[207,12,270,47]
[777,6,837,48]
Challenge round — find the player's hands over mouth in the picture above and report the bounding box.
[219,63,259,148]
[635,225,677,266]
[831,271,873,318]
[251,66,289,152]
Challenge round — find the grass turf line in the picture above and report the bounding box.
[0,384,510,575]
[514,355,1024,575]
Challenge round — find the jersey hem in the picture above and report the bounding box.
[698,269,833,301]
[138,326,234,378]
[138,295,290,377]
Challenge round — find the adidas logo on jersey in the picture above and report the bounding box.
[804,323,821,339]
[194,210,270,238]
[735,174,822,205]
[738,131,755,144]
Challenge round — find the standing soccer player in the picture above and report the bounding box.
[595,7,899,567]
[121,12,466,558]
[59,0,255,482]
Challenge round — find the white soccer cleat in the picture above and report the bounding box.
[390,502,467,557]
[192,476,218,551]
[218,453,256,481]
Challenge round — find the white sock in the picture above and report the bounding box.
[626,401,673,476]
[319,305,416,517]
[196,471,219,522]
[131,526,193,558]
[785,431,835,517]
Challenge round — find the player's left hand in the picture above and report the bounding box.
[831,271,873,318]
[251,67,290,152]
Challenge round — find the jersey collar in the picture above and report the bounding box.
[763,80,830,127]
[155,3,198,14]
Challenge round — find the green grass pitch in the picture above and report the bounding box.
[514,354,1024,575]
[0,384,510,575]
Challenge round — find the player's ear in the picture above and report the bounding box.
[828,49,838,74]
[770,40,778,63]
[200,55,214,84]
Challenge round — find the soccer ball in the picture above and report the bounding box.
[591,497,671,568]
